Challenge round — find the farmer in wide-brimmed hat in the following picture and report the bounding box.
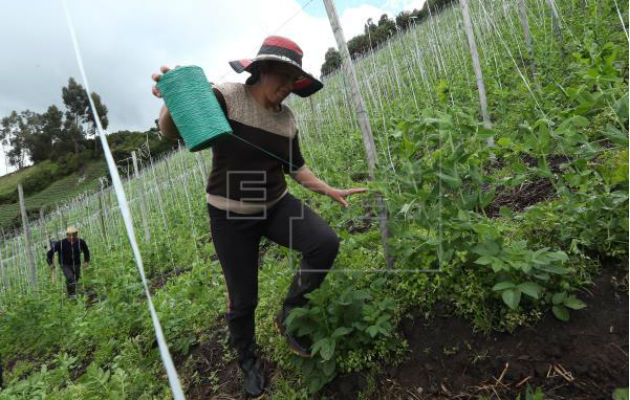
[152,36,367,397]
[47,226,90,297]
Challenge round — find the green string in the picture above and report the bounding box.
[158,66,232,152]
[228,133,302,172]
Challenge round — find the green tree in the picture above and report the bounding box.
[347,34,369,58]
[395,10,413,30]
[319,2,452,68]
[0,111,21,168]
[0,113,12,170]
[61,77,109,154]
[320,47,342,77]
[25,105,63,163]
[425,0,457,12]
[364,18,378,49]
[377,13,395,31]
[364,17,377,36]
[373,14,396,44]
[1,111,34,169]
[411,8,428,24]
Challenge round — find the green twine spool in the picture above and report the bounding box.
[157,65,232,152]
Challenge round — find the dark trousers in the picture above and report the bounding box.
[61,264,81,296]
[208,193,340,361]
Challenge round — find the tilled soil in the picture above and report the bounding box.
[485,178,556,217]
[180,324,244,400]
[180,271,627,400]
[332,271,628,400]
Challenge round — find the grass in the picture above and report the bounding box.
[0,161,107,230]
[0,161,58,201]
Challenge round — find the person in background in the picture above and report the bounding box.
[47,226,90,296]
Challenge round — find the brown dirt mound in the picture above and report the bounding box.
[329,271,628,400]
[485,178,556,217]
[484,153,572,217]
[149,266,191,293]
[344,202,376,234]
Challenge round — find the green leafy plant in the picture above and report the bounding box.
[474,239,588,321]
[285,278,399,394]
[613,388,629,400]
[516,385,546,400]
[549,291,587,321]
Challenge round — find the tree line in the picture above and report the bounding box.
[0,78,109,171]
[320,0,457,77]
[0,78,175,203]
[0,78,112,171]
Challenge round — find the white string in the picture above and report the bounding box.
[612,0,629,42]
[60,1,185,399]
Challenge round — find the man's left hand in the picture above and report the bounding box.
[327,187,368,208]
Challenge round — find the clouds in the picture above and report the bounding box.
[0,0,424,175]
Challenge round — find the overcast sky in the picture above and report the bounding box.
[0,0,425,176]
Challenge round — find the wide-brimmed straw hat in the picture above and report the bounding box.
[66,226,78,234]
[229,36,323,98]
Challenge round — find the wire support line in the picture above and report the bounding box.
[60,1,185,399]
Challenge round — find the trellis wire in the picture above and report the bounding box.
[60,0,185,398]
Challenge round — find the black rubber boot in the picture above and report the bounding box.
[238,356,265,398]
[275,307,312,358]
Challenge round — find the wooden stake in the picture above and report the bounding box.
[460,0,494,145]
[0,237,7,292]
[518,0,535,56]
[132,151,151,243]
[18,183,38,292]
[322,0,394,271]
[194,151,208,183]
[518,0,541,89]
[39,206,51,253]
[58,205,67,233]
[98,183,108,243]
[547,0,564,45]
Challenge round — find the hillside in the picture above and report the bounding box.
[0,130,176,232]
[0,0,627,399]
[0,160,107,231]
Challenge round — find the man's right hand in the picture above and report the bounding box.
[151,65,171,98]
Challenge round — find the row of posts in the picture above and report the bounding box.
[7,150,156,294]
[6,0,569,292]
[322,0,566,269]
